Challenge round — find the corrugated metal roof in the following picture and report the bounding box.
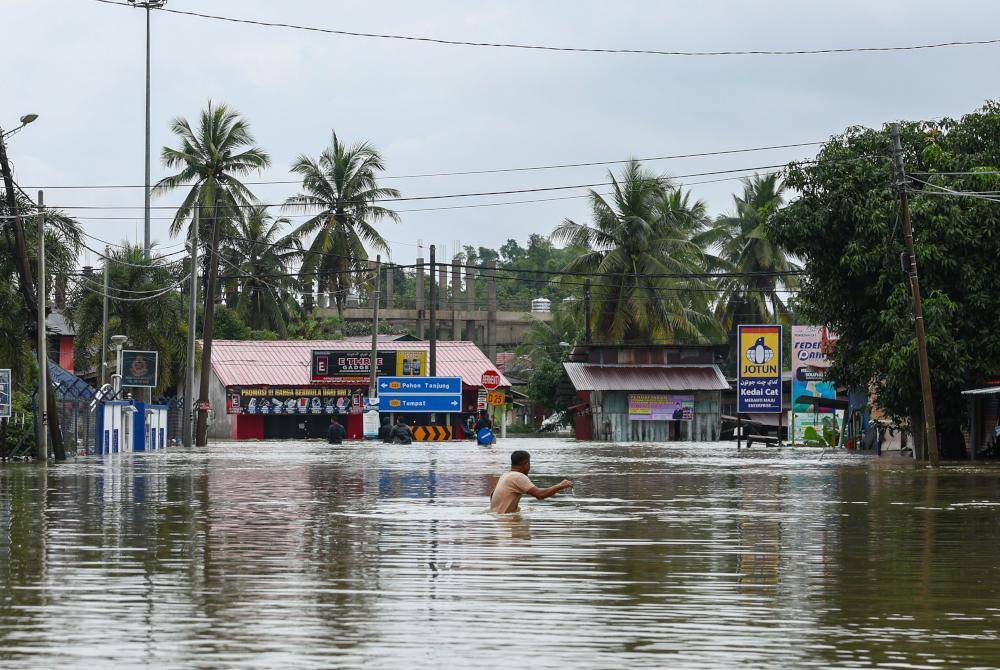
[563,363,729,392]
[211,339,510,388]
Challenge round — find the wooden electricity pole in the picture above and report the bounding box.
[891,123,940,467]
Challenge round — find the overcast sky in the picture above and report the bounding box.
[6,0,999,267]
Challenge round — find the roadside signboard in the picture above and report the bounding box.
[377,375,463,414]
[0,369,11,419]
[627,393,694,421]
[363,410,380,438]
[311,350,428,384]
[121,350,158,388]
[737,325,783,414]
[486,390,505,406]
[378,377,462,395]
[481,370,501,390]
[791,325,840,442]
[226,386,359,415]
[476,389,487,411]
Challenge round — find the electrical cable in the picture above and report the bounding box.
[92,0,1000,58]
[37,163,811,210]
[24,142,825,189]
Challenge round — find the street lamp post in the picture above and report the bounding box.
[128,0,166,261]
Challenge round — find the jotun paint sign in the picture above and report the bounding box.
[737,324,782,413]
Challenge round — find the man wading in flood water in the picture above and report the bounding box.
[490,450,573,514]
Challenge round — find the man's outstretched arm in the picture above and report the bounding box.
[527,480,573,500]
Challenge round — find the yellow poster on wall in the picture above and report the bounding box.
[395,351,428,376]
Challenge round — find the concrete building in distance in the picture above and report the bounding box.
[564,344,729,442]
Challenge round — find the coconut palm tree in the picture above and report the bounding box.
[221,206,303,337]
[284,132,400,317]
[551,160,717,344]
[153,101,270,446]
[702,173,799,331]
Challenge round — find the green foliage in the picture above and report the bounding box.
[212,305,252,340]
[222,206,302,337]
[551,160,719,344]
[702,174,800,332]
[0,391,35,456]
[770,102,1000,435]
[69,243,185,393]
[285,132,399,316]
[248,329,280,341]
[288,315,344,340]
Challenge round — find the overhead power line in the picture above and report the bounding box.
[92,0,1000,58]
[39,162,814,211]
[24,141,825,189]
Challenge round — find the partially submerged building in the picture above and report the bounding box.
[564,344,729,442]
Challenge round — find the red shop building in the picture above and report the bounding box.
[206,339,510,441]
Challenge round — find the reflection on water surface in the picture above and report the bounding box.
[1,439,999,668]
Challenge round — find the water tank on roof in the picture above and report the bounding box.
[531,297,551,313]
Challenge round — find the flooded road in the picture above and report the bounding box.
[1,438,1000,668]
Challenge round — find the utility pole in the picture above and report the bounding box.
[429,245,437,376]
[128,0,167,259]
[368,255,381,399]
[101,246,110,386]
[584,279,592,345]
[183,206,199,447]
[36,192,48,462]
[891,123,940,467]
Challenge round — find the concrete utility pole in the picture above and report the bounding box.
[465,262,476,341]
[183,206,199,447]
[891,123,940,467]
[128,0,167,259]
[36,192,48,462]
[415,256,425,338]
[429,245,437,376]
[584,279,592,344]
[368,256,381,399]
[487,260,497,362]
[451,257,461,341]
[101,246,110,386]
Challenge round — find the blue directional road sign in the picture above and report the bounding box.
[377,376,462,395]
[377,376,463,414]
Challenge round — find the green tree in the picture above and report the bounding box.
[70,243,186,394]
[551,160,717,344]
[154,101,270,445]
[702,174,799,331]
[285,132,400,317]
[222,206,302,337]
[770,102,1000,458]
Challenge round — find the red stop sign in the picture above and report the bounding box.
[481,370,501,390]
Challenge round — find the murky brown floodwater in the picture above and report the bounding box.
[1,439,999,668]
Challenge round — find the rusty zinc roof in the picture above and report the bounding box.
[563,363,729,392]
[211,339,510,388]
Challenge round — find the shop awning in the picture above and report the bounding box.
[563,363,729,392]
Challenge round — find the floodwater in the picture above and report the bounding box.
[1,439,1000,669]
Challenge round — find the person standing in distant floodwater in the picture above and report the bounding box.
[326,418,346,445]
[489,450,573,514]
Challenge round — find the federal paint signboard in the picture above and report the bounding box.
[0,369,11,419]
[311,350,428,384]
[627,394,694,421]
[792,325,840,441]
[121,350,158,388]
[737,325,782,413]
